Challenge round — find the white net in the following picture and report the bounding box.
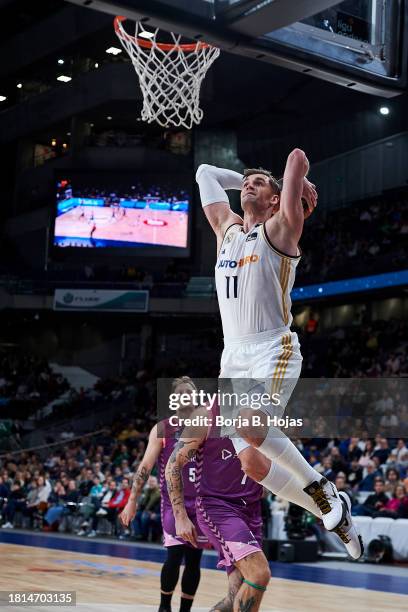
[115,18,220,129]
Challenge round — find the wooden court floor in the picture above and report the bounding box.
[0,543,407,612]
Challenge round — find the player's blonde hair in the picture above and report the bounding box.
[243,167,281,196]
[171,376,197,393]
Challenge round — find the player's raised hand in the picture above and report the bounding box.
[119,499,138,527]
[301,177,318,219]
[175,515,198,547]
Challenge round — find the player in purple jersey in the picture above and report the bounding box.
[166,404,273,612]
[120,377,209,612]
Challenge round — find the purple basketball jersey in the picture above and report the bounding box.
[194,406,262,505]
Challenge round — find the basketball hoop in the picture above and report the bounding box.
[114,16,220,129]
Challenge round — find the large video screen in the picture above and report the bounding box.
[52,171,191,256]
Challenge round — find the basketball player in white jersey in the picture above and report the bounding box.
[195,150,363,557]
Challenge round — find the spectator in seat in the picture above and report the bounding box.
[65,479,80,505]
[43,481,67,530]
[0,475,9,505]
[358,460,382,492]
[358,439,374,468]
[89,476,103,499]
[385,467,401,494]
[1,470,13,490]
[120,459,131,476]
[352,479,389,516]
[373,438,390,465]
[113,467,123,484]
[92,462,105,483]
[78,468,95,497]
[387,439,408,467]
[345,438,363,463]
[347,459,363,490]
[373,484,408,519]
[1,481,26,529]
[318,456,336,482]
[23,476,51,527]
[112,444,130,467]
[335,473,354,504]
[88,481,117,537]
[133,476,161,541]
[330,446,348,474]
[107,477,131,525]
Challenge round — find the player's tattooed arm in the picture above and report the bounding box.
[165,438,200,518]
[129,423,162,502]
[130,465,149,500]
[166,440,194,517]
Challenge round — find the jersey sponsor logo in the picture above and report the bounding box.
[245,232,258,242]
[217,254,259,269]
[221,449,233,460]
[225,233,235,244]
[221,248,226,254]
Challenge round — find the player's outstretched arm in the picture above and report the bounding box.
[278,148,317,242]
[119,424,162,526]
[196,164,244,241]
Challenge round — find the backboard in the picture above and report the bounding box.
[66,0,407,96]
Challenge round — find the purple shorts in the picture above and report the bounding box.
[162,502,210,549]
[196,496,263,573]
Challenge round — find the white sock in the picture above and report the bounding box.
[257,429,320,487]
[259,462,319,517]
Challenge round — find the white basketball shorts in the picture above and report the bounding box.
[219,327,302,424]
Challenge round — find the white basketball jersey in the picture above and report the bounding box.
[215,223,301,341]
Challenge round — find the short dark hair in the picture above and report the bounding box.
[243,168,281,196]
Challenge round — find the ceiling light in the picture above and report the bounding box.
[107,116,112,120]
[90,123,94,127]
[139,30,154,39]
[95,62,99,68]
[51,139,57,146]
[106,47,122,55]
[379,106,390,116]
[58,59,65,65]
[57,75,72,82]
[17,83,22,89]
[0,96,7,102]
[62,143,68,149]
[67,132,71,136]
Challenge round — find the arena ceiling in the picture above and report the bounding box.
[0,0,406,164]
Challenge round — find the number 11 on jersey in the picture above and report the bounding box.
[226,275,238,299]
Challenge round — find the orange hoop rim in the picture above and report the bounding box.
[114,16,212,52]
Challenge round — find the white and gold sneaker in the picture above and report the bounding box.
[333,492,364,560]
[304,477,346,531]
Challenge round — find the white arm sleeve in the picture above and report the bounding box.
[195,164,243,207]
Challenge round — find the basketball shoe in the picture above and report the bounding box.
[303,477,346,531]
